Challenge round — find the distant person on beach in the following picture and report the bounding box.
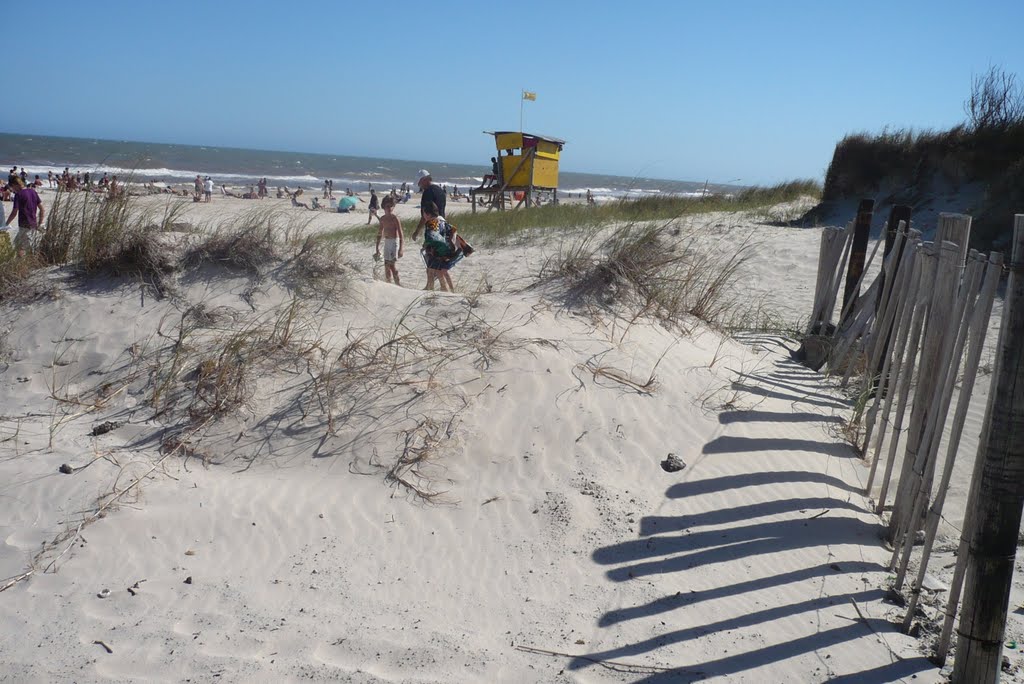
[374,195,404,285]
[19,168,27,184]
[366,188,379,225]
[323,179,330,199]
[47,170,54,188]
[204,177,214,202]
[586,189,595,205]
[4,176,45,255]
[258,177,267,198]
[410,169,446,242]
[194,175,203,201]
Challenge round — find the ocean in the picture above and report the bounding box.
[0,132,733,201]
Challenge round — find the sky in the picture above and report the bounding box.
[4,0,1024,185]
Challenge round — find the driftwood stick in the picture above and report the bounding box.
[512,643,699,676]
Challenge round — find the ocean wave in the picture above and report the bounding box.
[0,163,412,188]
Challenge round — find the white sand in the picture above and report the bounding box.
[0,190,1018,682]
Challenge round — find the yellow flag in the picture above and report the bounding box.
[522,90,537,101]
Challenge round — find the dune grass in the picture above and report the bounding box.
[325,180,821,247]
[536,220,761,332]
[822,121,1024,248]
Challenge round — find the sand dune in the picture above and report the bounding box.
[1,191,1016,682]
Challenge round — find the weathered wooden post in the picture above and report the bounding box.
[953,217,1024,683]
[871,206,912,390]
[903,252,1001,635]
[892,253,985,585]
[884,206,912,259]
[841,199,874,325]
[875,243,934,514]
[889,216,971,542]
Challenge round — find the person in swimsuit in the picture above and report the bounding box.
[374,195,404,285]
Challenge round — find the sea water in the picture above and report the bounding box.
[0,133,737,201]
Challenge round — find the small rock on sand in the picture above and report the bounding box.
[661,454,686,473]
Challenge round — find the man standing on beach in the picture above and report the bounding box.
[410,170,446,242]
[5,176,45,255]
[367,188,379,225]
[204,176,214,202]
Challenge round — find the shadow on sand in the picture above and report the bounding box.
[570,347,936,682]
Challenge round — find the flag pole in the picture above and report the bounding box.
[520,89,524,133]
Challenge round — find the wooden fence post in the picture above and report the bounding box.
[903,252,1001,636]
[841,199,874,324]
[953,217,1024,683]
[872,206,912,387]
[884,205,912,259]
[889,217,971,541]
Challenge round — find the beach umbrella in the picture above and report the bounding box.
[338,196,358,210]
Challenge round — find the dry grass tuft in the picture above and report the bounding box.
[537,221,756,332]
[39,190,187,295]
[184,220,278,274]
[0,252,44,302]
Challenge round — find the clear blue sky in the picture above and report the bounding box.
[5,0,1024,185]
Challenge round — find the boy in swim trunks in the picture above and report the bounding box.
[374,195,404,285]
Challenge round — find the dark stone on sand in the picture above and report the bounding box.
[884,588,906,607]
[661,454,686,473]
[183,576,193,585]
[58,463,74,474]
[89,421,122,437]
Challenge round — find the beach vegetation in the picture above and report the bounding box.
[820,65,1024,249]
[42,189,185,282]
[184,207,350,298]
[0,252,43,302]
[326,180,821,247]
[535,220,757,332]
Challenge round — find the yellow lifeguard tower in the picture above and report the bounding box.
[470,131,565,212]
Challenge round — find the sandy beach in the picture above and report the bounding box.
[1,188,1020,683]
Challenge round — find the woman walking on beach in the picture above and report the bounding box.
[420,201,462,292]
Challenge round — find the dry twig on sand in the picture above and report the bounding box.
[512,643,701,676]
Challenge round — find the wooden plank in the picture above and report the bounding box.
[840,199,875,324]
[952,217,1024,682]
[904,252,1000,640]
[892,252,985,586]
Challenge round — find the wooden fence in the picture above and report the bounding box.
[801,208,1024,681]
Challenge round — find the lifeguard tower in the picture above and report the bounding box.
[470,131,565,213]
